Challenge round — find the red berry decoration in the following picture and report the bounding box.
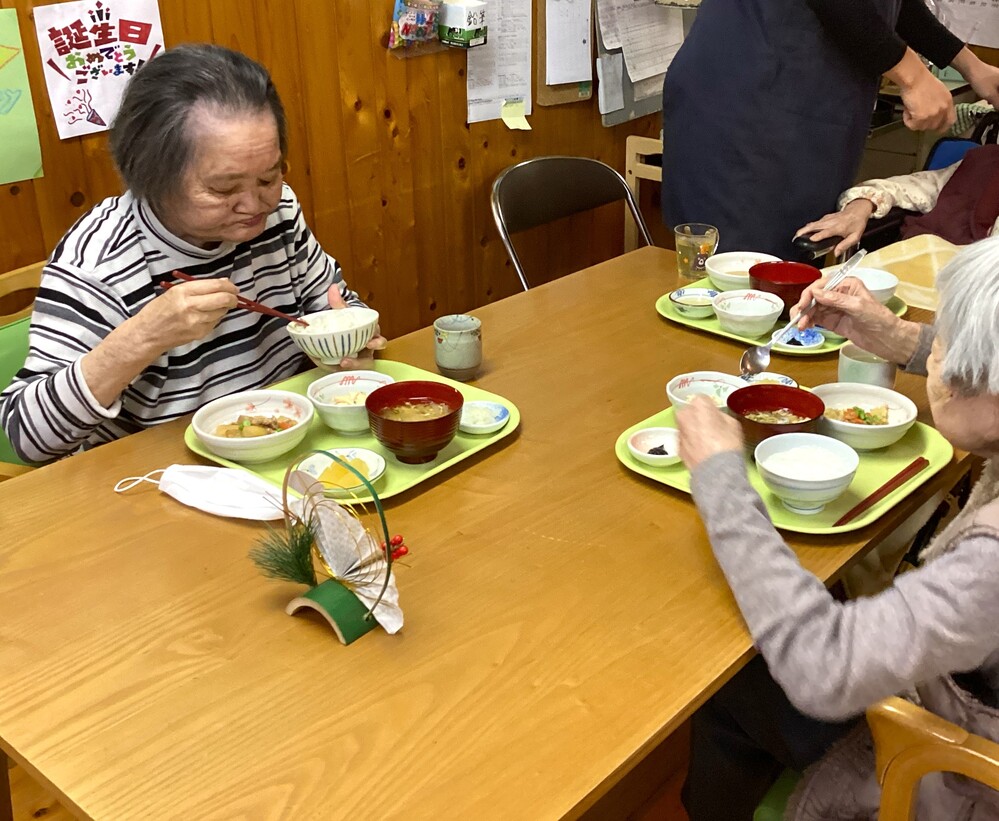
[390,545,409,560]
[390,534,404,547]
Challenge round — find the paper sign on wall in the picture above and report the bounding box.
[0,10,43,184]
[33,0,164,140]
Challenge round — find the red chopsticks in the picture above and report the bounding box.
[159,271,309,327]
[833,456,930,527]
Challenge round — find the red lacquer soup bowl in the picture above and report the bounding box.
[366,380,464,464]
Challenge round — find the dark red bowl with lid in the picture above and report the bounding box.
[726,384,825,449]
[366,380,464,464]
[749,261,821,319]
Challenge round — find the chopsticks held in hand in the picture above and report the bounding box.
[159,271,309,327]
[833,457,930,527]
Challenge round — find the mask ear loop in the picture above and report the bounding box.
[114,468,167,493]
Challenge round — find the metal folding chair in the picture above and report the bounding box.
[491,156,652,290]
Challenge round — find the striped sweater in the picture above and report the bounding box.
[0,184,362,464]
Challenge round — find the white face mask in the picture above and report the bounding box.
[114,465,289,521]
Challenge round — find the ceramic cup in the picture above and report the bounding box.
[434,314,482,381]
[838,343,896,389]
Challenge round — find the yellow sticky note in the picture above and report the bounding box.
[501,99,531,131]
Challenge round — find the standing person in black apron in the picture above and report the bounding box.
[661,0,999,262]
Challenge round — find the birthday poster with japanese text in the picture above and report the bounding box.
[33,0,163,140]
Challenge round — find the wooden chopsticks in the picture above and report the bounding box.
[159,271,309,326]
[833,456,930,527]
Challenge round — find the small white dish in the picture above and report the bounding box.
[627,427,681,467]
[755,432,859,515]
[810,383,917,451]
[771,326,824,351]
[297,448,387,496]
[845,267,898,305]
[192,390,313,464]
[739,372,799,388]
[308,370,396,435]
[667,371,746,409]
[668,287,718,319]
[459,401,510,435]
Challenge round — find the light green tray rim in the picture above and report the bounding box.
[614,406,953,535]
[185,360,520,504]
[656,277,908,356]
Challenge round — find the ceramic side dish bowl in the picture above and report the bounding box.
[296,447,387,496]
[308,370,396,434]
[726,384,825,448]
[459,401,510,435]
[627,427,681,467]
[810,383,917,451]
[845,267,899,305]
[754,432,860,515]
[705,251,782,292]
[712,289,784,337]
[367,380,464,464]
[771,326,824,351]
[287,306,380,365]
[666,371,746,410]
[738,372,798,388]
[749,261,822,319]
[668,287,718,319]
[192,389,313,464]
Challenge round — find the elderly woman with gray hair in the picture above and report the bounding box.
[0,44,383,465]
[675,236,999,819]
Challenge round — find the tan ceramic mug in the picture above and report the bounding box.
[434,314,482,381]
[838,343,896,389]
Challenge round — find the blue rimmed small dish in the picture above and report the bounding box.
[739,372,799,388]
[459,401,510,435]
[668,287,719,319]
[771,326,823,352]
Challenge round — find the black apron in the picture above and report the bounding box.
[661,0,903,260]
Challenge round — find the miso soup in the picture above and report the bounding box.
[380,399,451,422]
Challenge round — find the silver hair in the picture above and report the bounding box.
[935,234,999,395]
[108,43,287,213]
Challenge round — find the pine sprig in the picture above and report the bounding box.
[249,518,318,586]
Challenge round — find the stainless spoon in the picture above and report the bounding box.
[739,249,867,376]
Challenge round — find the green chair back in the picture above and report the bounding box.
[0,316,32,465]
[753,769,800,821]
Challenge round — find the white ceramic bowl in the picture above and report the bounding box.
[192,390,313,464]
[739,372,798,388]
[712,289,784,338]
[459,401,510,435]
[845,267,898,305]
[308,370,396,434]
[705,251,782,291]
[296,447,387,496]
[627,427,681,467]
[287,307,380,365]
[810,383,917,451]
[755,432,859,515]
[668,287,718,319]
[666,371,746,410]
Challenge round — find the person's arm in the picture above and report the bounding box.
[895,0,963,69]
[839,163,959,218]
[689,450,999,721]
[0,264,237,463]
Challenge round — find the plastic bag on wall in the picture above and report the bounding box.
[388,0,444,53]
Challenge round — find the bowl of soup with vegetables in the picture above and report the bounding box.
[726,384,825,449]
[366,380,464,464]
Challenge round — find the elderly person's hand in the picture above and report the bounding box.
[677,395,744,471]
[795,200,874,258]
[139,277,240,350]
[790,275,920,365]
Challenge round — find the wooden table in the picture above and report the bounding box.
[0,247,968,820]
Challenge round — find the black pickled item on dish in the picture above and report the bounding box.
[648,444,670,455]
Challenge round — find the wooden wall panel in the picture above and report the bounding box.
[0,0,660,337]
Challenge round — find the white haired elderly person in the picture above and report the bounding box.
[0,44,383,465]
[675,236,999,819]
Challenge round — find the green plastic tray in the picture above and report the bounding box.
[656,277,908,356]
[615,407,953,534]
[185,361,520,503]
